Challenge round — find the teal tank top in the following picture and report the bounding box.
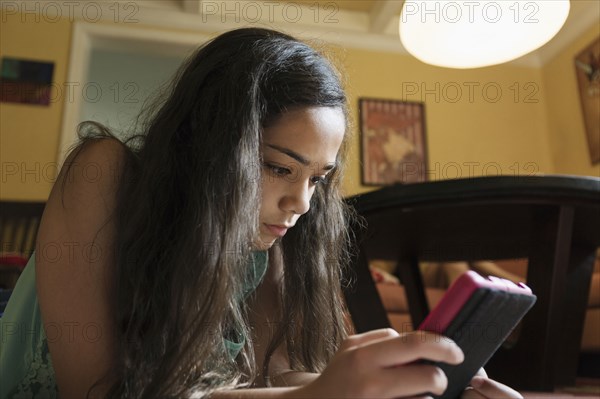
[0,250,268,398]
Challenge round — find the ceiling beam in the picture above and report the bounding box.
[370,0,404,33]
[180,0,202,14]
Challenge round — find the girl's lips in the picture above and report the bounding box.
[264,224,288,237]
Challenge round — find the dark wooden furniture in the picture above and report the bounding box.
[0,201,46,304]
[343,175,600,391]
[0,201,46,255]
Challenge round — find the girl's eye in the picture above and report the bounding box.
[264,163,328,185]
[310,176,328,185]
[265,163,291,176]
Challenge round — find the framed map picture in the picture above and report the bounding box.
[574,37,600,164]
[359,98,428,185]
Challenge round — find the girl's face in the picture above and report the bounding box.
[255,106,346,250]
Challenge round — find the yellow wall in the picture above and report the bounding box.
[0,12,596,201]
[0,11,72,201]
[331,47,553,196]
[541,24,600,177]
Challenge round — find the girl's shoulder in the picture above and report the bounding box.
[56,136,130,209]
[64,136,128,181]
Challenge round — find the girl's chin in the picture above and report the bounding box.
[252,236,276,251]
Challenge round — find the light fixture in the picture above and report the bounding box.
[399,0,571,69]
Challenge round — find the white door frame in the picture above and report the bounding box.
[57,22,209,167]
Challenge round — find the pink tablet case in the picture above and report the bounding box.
[418,271,536,399]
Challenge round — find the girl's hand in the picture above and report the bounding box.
[461,368,524,399]
[292,328,464,399]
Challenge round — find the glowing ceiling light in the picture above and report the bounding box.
[399,0,571,68]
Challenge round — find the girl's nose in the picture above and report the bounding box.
[280,181,311,216]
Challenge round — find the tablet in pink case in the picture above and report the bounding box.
[418,271,536,399]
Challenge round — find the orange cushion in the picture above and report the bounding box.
[493,258,600,308]
[375,283,446,313]
[493,258,528,279]
[387,313,413,334]
[582,308,600,351]
[589,272,600,308]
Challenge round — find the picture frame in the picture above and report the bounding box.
[359,98,428,186]
[574,37,600,164]
[0,57,54,106]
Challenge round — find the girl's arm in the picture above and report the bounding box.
[269,371,319,387]
[210,387,300,398]
[36,138,126,398]
[214,329,523,399]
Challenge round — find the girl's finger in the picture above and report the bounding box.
[340,328,400,351]
[460,386,487,399]
[353,330,464,368]
[473,367,488,378]
[369,363,450,398]
[468,377,524,399]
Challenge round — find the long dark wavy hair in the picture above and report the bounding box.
[61,27,359,398]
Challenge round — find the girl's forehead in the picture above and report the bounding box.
[262,107,345,138]
[261,107,345,166]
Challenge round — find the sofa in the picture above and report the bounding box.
[372,256,600,352]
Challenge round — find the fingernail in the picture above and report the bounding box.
[471,376,484,388]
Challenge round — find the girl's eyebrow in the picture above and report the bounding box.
[266,144,336,171]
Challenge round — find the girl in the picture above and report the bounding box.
[0,28,522,398]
